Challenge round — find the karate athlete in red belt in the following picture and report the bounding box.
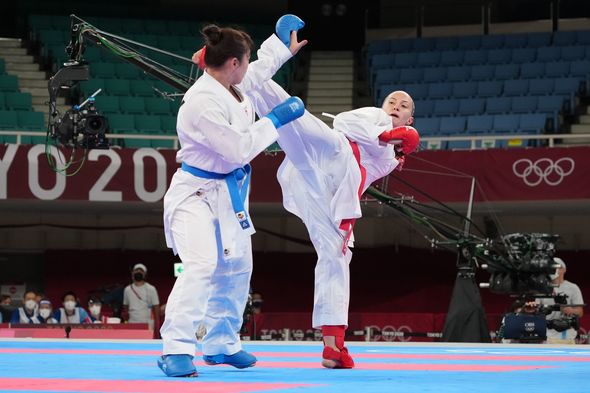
[194,15,419,369]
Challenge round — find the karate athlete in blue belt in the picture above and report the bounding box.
[158,23,306,377]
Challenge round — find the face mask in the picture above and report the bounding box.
[133,272,144,282]
[25,300,37,311]
[89,305,101,316]
[64,300,76,311]
[252,300,263,308]
[39,309,51,319]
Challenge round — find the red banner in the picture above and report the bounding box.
[1,144,588,203]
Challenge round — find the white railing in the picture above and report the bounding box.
[0,130,589,150]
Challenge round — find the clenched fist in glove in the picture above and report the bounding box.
[266,96,305,129]
[378,125,420,155]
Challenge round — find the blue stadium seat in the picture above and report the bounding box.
[439,116,466,134]
[414,117,440,135]
[528,79,555,95]
[463,49,487,65]
[440,50,464,66]
[435,37,459,51]
[511,48,536,64]
[413,100,435,118]
[545,61,570,78]
[467,115,493,133]
[458,98,485,115]
[503,79,528,96]
[452,82,477,98]
[493,114,520,132]
[399,68,424,84]
[374,69,401,85]
[576,30,590,45]
[511,96,538,113]
[569,60,590,77]
[561,45,586,61]
[417,52,441,67]
[552,31,577,46]
[390,39,414,53]
[433,99,459,117]
[403,84,429,100]
[470,65,494,81]
[446,66,471,82]
[423,68,447,83]
[519,113,547,134]
[108,114,135,133]
[477,81,503,97]
[485,97,511,114]
[394,53,417,68]
[428,83,453,99]
[536,46,561,62]
[553,77,583,95]
[520,62,545,79]
[494,64,519,80]
[503,33,527,49]
[526,32,551,48]
[458,35,482,50]
[480,35,504,49]
[371,54,394,69]
[537,95,566,113]
[487,49,511,65]
[367,40,389,56]
[413,38,435,52]
[119,96,145,114]
[94,95,120,114]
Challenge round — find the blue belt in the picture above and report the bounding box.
[181,162,252,230]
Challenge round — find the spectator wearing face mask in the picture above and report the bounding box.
[38,299,58,324]
[10,291,40,324]
[53,291,91,324]
[0,294,13,323]
[88,297,109,324]
[122,263,160,332]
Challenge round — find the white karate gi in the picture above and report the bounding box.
[160,35,291,356]
[244,41,400,329]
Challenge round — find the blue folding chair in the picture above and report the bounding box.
[433,99,459,117]
[536,46,561,62]
[520,113,547,134]
[435,37,459,51]
[503,79,529,96]
[511,96,538,113]
[493,114,520,133]
[486,97,511,114]
[503,33,527,49]
[413,100,435,118]
[440,50,464,66]
[423,67,447,83]
[511,48,536,64]
[417,52,441,67]
[470,65,495,81]
[440,116,467,134]
[481,35,504,49]
[463,49,487,65]
[467,115,493,134]
[545,61,570,78]
[529,79,555,96]
[399,68,424,84]
[458,35,482,50]
[561,45,586,61]
[494,64,519,80]
[520,62,545,79]
[446,66,471,82]
[477,81,503,97]
[452,82,478,98]
[527,32,551,48]
[552,31,576,46]
[487,48,511,65]
[428,83,453,99]
[458,98,485,116]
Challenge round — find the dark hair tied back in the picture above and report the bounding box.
[200,24,254,69]
[202,24,222,46]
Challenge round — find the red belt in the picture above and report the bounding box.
[338,139,366,254]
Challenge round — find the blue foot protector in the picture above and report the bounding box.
[275,14,305,47]
[203,350,257,369]
[157,354,197,377]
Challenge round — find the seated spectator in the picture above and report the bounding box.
[53,291,91,324]
[10,291,40,324]
[88,297,109,324]
[38,299,58,324]
[0,294,13,323]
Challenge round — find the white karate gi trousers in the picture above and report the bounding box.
[161,173,252,356]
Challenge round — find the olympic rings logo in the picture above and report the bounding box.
[512,157,575,187]
[366,324,413,342]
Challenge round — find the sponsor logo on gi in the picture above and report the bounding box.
[512,157,575,186]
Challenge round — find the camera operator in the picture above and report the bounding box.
[536,257,584,344]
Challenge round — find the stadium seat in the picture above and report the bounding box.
[520,62,545,79]
[105,79,131,96]
[94,96,120,114]
[519,113,547,134]
[145,98,170,115]
[417,52,441,67]
[552,31,576,46]
[130,80,156,97]
[429,83,453,99]
[160,116,177,132]
[458,35,482,50]
[373,69,400,87]
[487,49,511,65]
[526,32,551,48]
[439,116,466,134]
[470,65,494,81]
[536,46,561,62]
[413,38,435,52]
[413,99,434,118]
[467,115,493,133]
[399,68,424,84]
[422,68,446,83]
[570,60,590,78]
[433,99,459,117]
[486,97,511,114]
[394,53,417,68]
[414,117,440,135]
[0,75,19,92]
[115,63,144,79]
[458,98,485,115]
[367,40,390,56]
[0,110,18,129]
[493,114,519,132]
[5,92,33,111]
[390,39,414,53]
[511,96,538,113]
[91,62,116,79]
[477,81,503,97]
[553,77,583,95]
[503,33,527,49]
[528,79,555,95]
[402,84,429,100]
[511,48,536,64]
[446,66,471,82]
[119,96,145,114]
[17,111,45,131]
[371,54,394,70]
[435,37,458,51]
[439,50,464,66]
[452,82,477,98]
[561,45,586,61]
[503,79,528,96]
[135,114,162,133]
[576,30,590,45]
[545,61,570,78]
[108,113,135,133]
[480,35,504,49]
[463,49,487,65]
[494,64,519,80]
